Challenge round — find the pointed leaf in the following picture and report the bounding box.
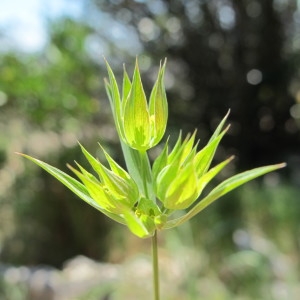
[123,212,153,238]
[79,143,110,180]
[149,59,168,146]
[123,60,151,150]
[99,143,130,180]
[122,64,132,104]
[104,59,124,139]
[17,153,126,224]
[208,110,230,143]
[178,130,198,166]
[168,131,183,162]
[164,163,286,229]
[194,126,229,177]
[156,158,183,202]
[196,156,234,196]
[164,162,198,209]
[78,144,138,209]
[152,139,169,182]
[69,163,126,214]
[137,197,161,216]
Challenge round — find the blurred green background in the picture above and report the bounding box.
[0,0,300,299]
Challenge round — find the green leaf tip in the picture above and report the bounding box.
[163,161,286,229]
[16,152,127,225]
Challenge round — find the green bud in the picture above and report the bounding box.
[153,116,231,210]
[123,211,153,238]
[105,58,168,151]
[68,163,127,214]
[68,143,139,214]
[135,197,161,233]
[122,197,162,238]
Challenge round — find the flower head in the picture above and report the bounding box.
[18,60,286,238]
[153,113,232,210]
[105,58,168,151]
[68,143,139,214]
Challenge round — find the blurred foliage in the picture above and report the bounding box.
[0,17,120,267]
[1,18,103,123]
[0,3,299,297]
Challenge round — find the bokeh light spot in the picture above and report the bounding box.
[218,5,236,30]
[290,103,300,119]
[246,69,263,85]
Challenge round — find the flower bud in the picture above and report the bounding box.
[69,143,139,214]
[153,117,231,210]
[123,197,161,238]
[105,59,168,151]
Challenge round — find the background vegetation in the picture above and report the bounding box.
[0,0,299,298]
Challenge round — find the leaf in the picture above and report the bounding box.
[152,138,169,182]
[167,131,183,162]
[17,153,126,225]
[164,162,198,209]
[208,110,230,143]
[123,211,153,238]
[166,131,198,169]
[194,126,229,177]
[122,64,132,105]
[163,163,286,229]
[69,163,124,214]
[99,143,130,180]
[149,59,168,146]
[98,143,140,201]
[79,143,110,179]
[79,143,131,199]
[123,59,151,150]
[104,58,124,139]
[178,130,198,166]
[195,156,234,196]
[156,163,180,201]
[104,59,121,109]
[137,197,161,216]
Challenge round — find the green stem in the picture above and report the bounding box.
[152,230,160,300]
[139,150,155,202]
[139,152,160,299]
[122,145,159,298]
[121,141,155,202]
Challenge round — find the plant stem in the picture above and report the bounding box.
[128,148,159,298]
[139,150,155,202]
[152,230,160,300]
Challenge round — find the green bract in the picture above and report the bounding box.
[18,59,286,239]
[105,58,168,151]
[153,121,232,210]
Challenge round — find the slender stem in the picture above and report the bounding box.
[124,147,160,298]
[152,230,160,300]
[139,150,155,202]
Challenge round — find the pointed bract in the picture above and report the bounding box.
[123,61,151,151]
[149,59,168,147]
[105,58,168,151]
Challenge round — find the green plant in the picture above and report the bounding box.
[17,59,285,299]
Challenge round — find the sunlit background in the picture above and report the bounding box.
[1,0,300,299]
